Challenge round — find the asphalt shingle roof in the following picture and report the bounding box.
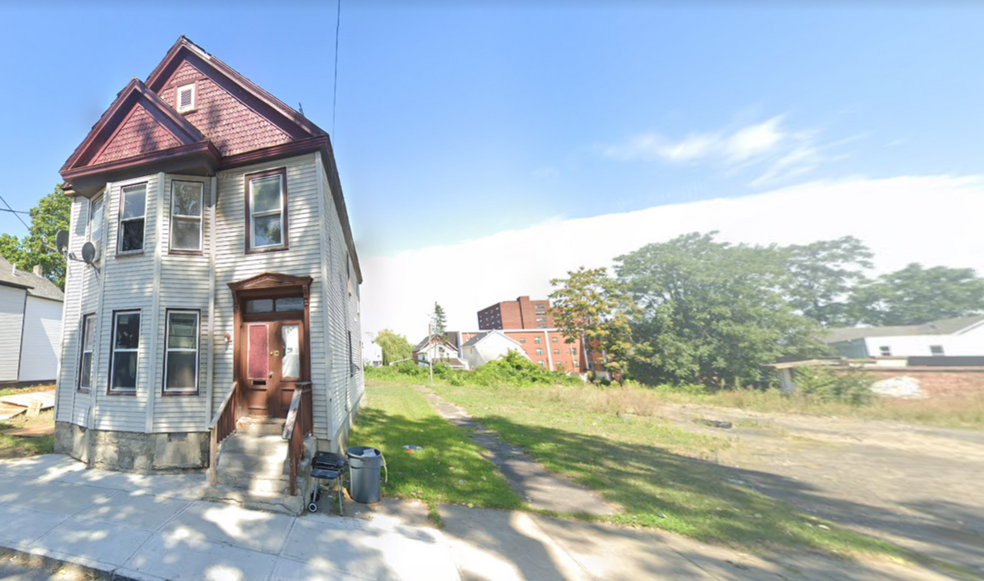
[0,256,64,302]
[824,315,984,343]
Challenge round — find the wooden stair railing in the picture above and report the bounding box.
[207,382,240,486]
[283,384,313,496]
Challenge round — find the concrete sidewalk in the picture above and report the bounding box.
[0,455,458,581]
[0,455,965,581]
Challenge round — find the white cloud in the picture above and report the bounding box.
[602,116,834,186]
[359,175,984,342]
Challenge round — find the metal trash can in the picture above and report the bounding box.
[347,446,386,504]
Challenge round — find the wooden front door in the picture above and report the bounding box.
[244,319,305,419]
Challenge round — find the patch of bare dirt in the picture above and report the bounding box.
[662,403,984,577]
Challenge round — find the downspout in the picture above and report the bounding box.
[205,175,217,427]
[145,173,165,433]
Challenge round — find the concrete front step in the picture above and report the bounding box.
[219,434,288,456]
[217,450,289,476]
[201,484,305,516]
[236,419,284,437]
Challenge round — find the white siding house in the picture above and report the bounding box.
[54,37,364,477]
[461,331,528,369]
[826,316,984,358]
[0,257,64,385]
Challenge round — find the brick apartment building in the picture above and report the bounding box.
[477,296,554,330]
[451,329,586,372]
[467,296,597,372]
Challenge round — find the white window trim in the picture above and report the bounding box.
[248,174,285,250]
[163,310,200,394]
[169,180,204,252]
[78,314,96,391]
[109,311,141,393]
[117,183,147,254]
[177,83,196,113]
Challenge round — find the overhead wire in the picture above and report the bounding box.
[0,193,31,230]
[332,0,341,136]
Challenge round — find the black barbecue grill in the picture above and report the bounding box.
[309,451,348,515]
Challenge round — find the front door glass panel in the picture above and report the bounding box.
[282,324,300,379]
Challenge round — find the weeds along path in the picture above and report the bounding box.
[414,386,616,516]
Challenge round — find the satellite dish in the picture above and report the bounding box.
[56,230,69,254]
[81,242,96,265]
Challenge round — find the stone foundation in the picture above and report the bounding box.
[55,422,208,472]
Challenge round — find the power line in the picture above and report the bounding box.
[0,208,30,215]
[0,193,30,230]
[332,0,341,135]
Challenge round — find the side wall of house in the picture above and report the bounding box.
[213,153,332,438]
[318,152,364,447]
[56,196,91,424]
[0,285,26,382]
[18,296,63,382]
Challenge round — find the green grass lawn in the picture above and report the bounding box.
[348,382,524,523]
[424,381,908,561]
[649,386,984,431]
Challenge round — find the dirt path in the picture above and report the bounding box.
[662,404,984,577]
[414,386,615,516]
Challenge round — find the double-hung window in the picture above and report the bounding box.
[170,181,203,252]
[118,183,146,253]
[109,311,140,393]
[164,310,199,394]
[246,169,287,251]
[77,314,96,391]
[89,196,103,257]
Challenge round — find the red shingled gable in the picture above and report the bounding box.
[156,60,291,157]
[92,105,184,165]
[60,78,210,178]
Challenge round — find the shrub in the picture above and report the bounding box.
[652,382,709,396]
[469,350,582,387]
[396,360,426,377]
[794,366,873,405]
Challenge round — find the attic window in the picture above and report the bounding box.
[177,83,195,113]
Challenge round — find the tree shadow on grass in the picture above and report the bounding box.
[348,406,524,510]
[467,413,983,579]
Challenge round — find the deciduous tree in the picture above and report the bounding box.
[850,263,984,326]
[615,232,823,388]
[0,185,71,288]
[781,236,873,327]
[549,266,635,381]
[374,329,413,366]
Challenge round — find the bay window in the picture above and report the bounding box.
[170,181,203,252]
[164,310,199,394]
[109,311,140,393]
[118,183,146,253]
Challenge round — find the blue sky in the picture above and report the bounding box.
[1,3,982,260]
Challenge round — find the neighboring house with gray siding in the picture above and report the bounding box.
[0,257,64,386]
[54,37,364,495]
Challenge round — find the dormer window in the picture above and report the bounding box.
[176,83,195,113]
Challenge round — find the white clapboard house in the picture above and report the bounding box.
[0,257,64,386]
[55,37,364,512]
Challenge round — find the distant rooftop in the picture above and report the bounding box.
[824,315,984,344]
[0,256,64,302]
